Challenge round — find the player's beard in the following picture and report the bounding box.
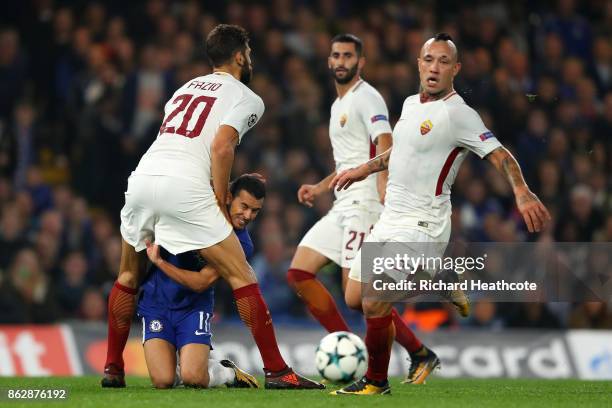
[239,57,253,85]
[331,64,358,85]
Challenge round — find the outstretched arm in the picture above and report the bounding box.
[297,171,337,208]
[485,146,551,233]
[146,241,219,293]
[329,146,392,191]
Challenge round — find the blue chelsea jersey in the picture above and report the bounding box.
[139,228,253,311]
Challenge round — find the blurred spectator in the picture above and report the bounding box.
[568,302,612,329]
[459,179,503,241]
[462,296,504,330]
[56,251,89,315]
[0,204,27,269]
[506,303,562,329]
[543,0,592,60]
[251,232,298,316]
[0,28,27,122]
[0,248,60,323]
[79,287,107,321]
[555,185,604,241]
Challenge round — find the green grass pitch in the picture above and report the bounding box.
[0,376,610,408]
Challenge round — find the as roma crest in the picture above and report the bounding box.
[420,119,433,135]
[340,114,348,127]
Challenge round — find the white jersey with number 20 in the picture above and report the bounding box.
[134,71,264,186]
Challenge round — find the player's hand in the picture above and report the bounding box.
[145,240,162,266]
[514,187,551,233]
[297,184,318,207]
[329,165,370,191]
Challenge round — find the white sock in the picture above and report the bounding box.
[173,363,182,387]
[207,359,236,387]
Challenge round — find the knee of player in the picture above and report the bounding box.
[117,270,139,288]
[287,268,315,290]
[151,376,175,389]
[181,369,209,388]
[345,291,362,311]
[345,297,362,311]
[362,299,391,317]
[286,270,299,290]
[227,267,258,287]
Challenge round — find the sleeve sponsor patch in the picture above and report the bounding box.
[370,114,388,123]
[479,131,495,141]
[247,113,258,127]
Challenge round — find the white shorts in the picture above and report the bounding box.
[120,174,232,255]
[298,206,381,268]
[348,216,451,283]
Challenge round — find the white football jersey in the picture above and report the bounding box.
[134,72,264,186]
[329,79,392,210]
[383,91,502,236]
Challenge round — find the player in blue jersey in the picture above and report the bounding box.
[138,174,264,389]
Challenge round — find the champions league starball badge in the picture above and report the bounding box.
[248,114,257,127]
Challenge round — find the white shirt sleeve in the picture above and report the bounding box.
[220,91,265,142]
[356,89,392,143]
[450,104,502,158]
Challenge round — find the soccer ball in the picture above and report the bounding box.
[315,331,368,383]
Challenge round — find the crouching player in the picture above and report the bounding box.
[137,174,265,389]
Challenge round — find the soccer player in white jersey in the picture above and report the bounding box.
[330,33,551,395]
[286,34,438,383]
[102,24,322,390]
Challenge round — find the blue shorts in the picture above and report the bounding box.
[138,305,213,350]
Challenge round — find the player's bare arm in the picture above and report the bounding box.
[145,241,219,292]
[297,171,337,208]
[211,125,240,221]
[329,146,392,191]
[485,146,551,233]
[375,133,392,204]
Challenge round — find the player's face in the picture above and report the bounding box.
[418,40,461,96]
[238,45,253,85]
[228,190,263,230]
[328,42,363,85]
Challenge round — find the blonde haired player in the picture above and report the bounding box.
[331,33,551,395]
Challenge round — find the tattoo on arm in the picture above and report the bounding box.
[501,155,526,190]
[516,193,535,205]
[488,147,526,190]
[367,148,392,173]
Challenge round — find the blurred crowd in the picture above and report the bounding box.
[0,0,610,330]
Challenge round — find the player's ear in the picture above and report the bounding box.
[358,56,366,70]
[453,61,462,76]
[225,191,232,205]
[235,50,245,66]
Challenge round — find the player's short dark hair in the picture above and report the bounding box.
[434,32,454,43]
[230,174,266,200]
[433,32,458,60]
[205,24,250,67]
[331,33,363,57]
